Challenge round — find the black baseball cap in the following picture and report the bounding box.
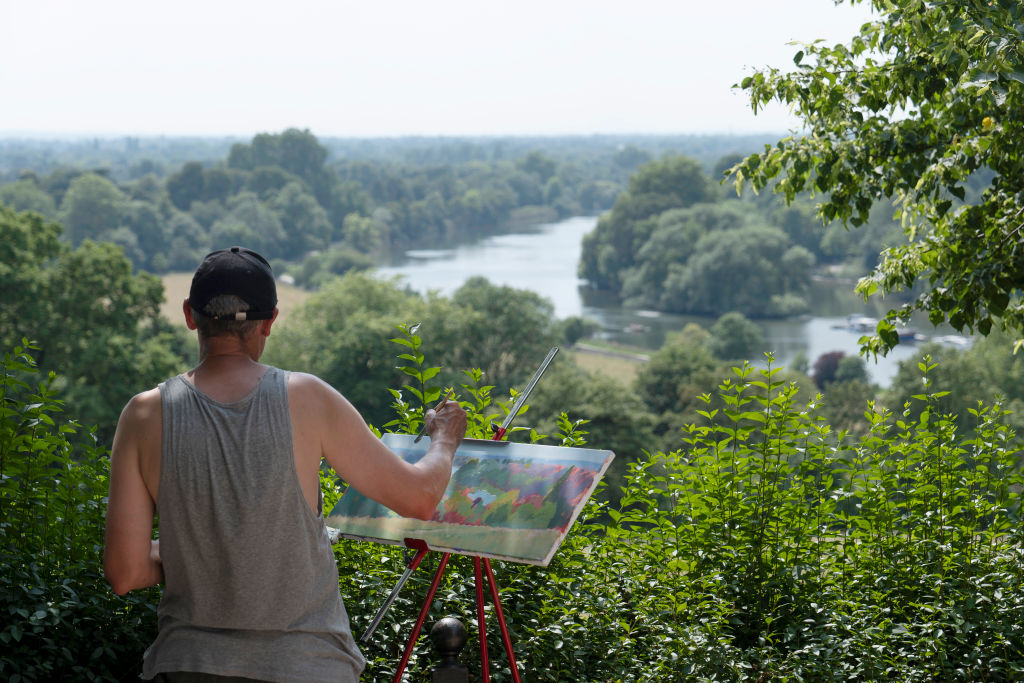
[188,246,278,320]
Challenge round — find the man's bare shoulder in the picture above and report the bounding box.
[287,370,337,397]
[287,371,347,412]
[120,387,162,425]
[287,371,362,426]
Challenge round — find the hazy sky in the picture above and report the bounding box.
[1,0,874,138]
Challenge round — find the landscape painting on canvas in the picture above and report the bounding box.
[326,433,615,566]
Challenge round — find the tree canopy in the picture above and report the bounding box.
[0,205,188,439]
[581,157,818,317]
[732,0,1024,354]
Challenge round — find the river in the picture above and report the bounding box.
[374,216,968,387]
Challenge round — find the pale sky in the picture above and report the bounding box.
[1,0,875,138]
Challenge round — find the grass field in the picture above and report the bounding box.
[159,273,310,327]
[569,343,648,385]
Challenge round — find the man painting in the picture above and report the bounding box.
[104,246,467,682]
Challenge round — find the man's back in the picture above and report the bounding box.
[145,367,363,682]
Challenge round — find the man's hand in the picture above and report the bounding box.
[424,399,467,449]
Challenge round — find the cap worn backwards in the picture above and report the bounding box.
[188,246,278,321]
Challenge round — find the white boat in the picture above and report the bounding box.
[846,314,877,332]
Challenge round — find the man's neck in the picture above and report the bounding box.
[189,336,268,401]
[197,332,263,364]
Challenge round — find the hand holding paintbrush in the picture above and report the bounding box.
[413,388,455,443]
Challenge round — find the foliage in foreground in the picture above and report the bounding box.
[2,334,1024,681]
[346,339,1024,681]
[0,342,158,682]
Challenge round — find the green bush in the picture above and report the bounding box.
[0,341,158,682]
[4,332,1024,681]
[340,351,1024,681]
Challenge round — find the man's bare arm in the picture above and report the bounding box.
[291,373,466,520]
[104,390,164,595]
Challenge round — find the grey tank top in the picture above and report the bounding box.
[143,368,365,682]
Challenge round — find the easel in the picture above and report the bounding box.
[384,544,522,683]
[363,348,559,682]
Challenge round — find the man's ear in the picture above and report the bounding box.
[183,299,198,330]
[261,308,279,337]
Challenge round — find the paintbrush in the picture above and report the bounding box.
[413,388,454,443]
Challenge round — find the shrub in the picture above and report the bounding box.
[4,331,1024,681]
[340,351,1024,681]
[0,341,158,682]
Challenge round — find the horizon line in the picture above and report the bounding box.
[0,129,798,141]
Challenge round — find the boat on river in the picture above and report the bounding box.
[842,314,920,342]
[846,314,877,332]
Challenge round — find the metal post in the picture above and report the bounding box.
[430,616,469,683]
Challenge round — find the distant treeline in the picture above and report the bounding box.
[5,128,988,322]
[0,129,785,293]
[0,132,778,182]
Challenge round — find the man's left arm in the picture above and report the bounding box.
[104,390,163,596]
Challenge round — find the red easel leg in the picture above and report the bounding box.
[392,552,451,683]
[475,556,491,682]
[482,558,523,683]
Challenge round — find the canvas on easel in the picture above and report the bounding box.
[327,433,614,566]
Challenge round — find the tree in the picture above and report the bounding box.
[291,247,374,290]
[517,151,558,184]
[123,199,170,270]
[59,173,126,245]
[0,205,187,440]
[228,128,331,203]
[127,173,166,204]
[612,145,652,171]
[166,161,206,211]
[211,192,286,255]
[661,225,811,317]
[556,316,601,346]
[810,351,869,391]
[271,182,332,259]
[634,332,719,418]
[811,351,846,390]
[579,155,718,291]
[834,354,870,385]
[201,166,235,202]
[324,178,372,237]
[528,362,656,505]
[340,213,384,255]
[707,311,765,361]
[0,178,57,217]
[885,328,1024,431]
[41,167,85,206]
[447,277,560,394]
[262,272,433,426]
[166,212,208,270]
[246,165,302,198]
[732,0,1024,354]
[620,202,751,308]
